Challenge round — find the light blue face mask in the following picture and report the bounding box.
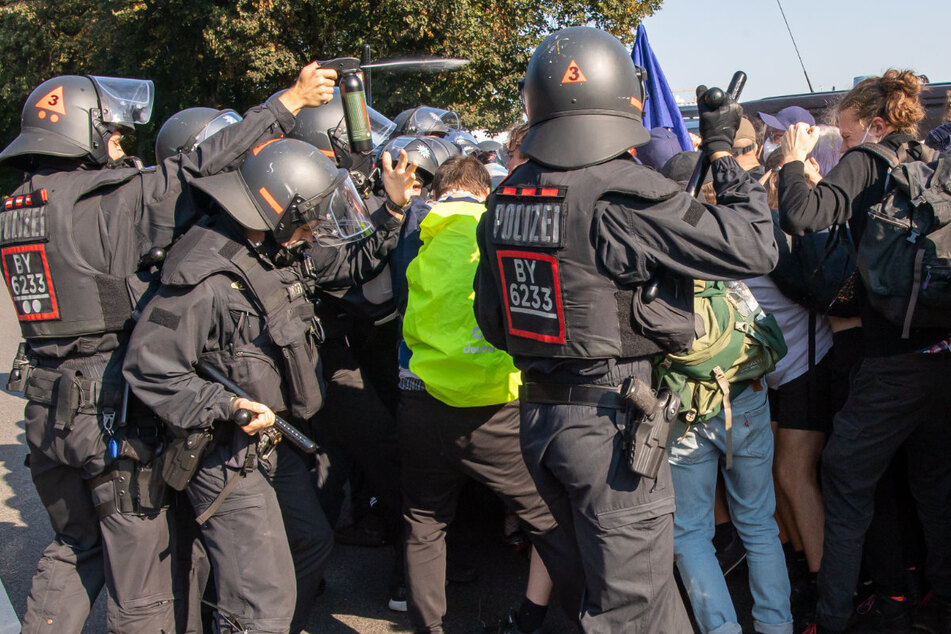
[762,138,781,162]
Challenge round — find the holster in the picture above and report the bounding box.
[161,427,217,491]
[520,378,678,480]
[6,341,30,393]
[90,438,169,518]
[619,378,680,480]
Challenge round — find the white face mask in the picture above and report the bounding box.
[860,124,878,145]
[762,138,781,163]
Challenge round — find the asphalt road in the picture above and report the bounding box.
[0,286,756,633]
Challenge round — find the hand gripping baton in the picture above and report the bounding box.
[195,360,318,454]
[643,71,747,303]
[685,70,748,198]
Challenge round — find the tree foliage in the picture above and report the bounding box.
[0,0,662,165]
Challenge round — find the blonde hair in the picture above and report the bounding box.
[838,69,925,137]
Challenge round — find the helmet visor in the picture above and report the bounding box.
[331,105,396,152]
[407,107,461,135]
[89,76,154,126]
[194,110,243,146]
[281,171,372,246]
[318,173,373,245]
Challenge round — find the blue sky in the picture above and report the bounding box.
[641,0,951,102]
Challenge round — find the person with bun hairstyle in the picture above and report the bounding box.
[778,69,951,634]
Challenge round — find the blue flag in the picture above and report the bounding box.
[631,24,693,152]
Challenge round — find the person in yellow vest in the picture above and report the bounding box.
[397,155,581,633]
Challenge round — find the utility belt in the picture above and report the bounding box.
[520,378,680,480]
[9,341,125,432]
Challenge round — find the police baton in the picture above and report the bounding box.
[644,71,746,304]
[195,360,318,454]
[686,70,748,198]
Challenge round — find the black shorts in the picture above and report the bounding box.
[768,352,838,433]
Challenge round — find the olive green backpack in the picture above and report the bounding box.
[654,279,787,467]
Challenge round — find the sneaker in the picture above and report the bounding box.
[474,611,540,634]
[849,593,912,633]
[387,583,408,612]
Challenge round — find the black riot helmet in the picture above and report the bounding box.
[520,26,650,169]
[391,106,461,139]
[155,107,242,164]
[446,130,479,155]
[290,88,396,166]
[0,75,154,170]
[381,135,458,188]
[189,138,373,245]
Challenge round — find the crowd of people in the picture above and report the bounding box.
[0,23,949,634]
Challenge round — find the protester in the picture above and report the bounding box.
[778,69,951,634]
[663,148,792,634]
[760,105,815,164]
[396,155,572,634]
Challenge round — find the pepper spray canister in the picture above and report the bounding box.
[339,69,373,154]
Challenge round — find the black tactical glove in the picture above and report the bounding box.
[697,86,742,156]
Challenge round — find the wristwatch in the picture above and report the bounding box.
[385,197,411,215]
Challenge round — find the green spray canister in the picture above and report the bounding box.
[339,69,373,154]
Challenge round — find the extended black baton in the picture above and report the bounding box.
[686,70,747,198]
[643,71,747,304]
[195,360,318,454]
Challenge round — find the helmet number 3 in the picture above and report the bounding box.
[561,60,587,84]
[35,85,66,122]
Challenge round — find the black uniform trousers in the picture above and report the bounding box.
[518,360,692,634]
[397,390,583,634]
[186,442,296,634]
[817,351,951,631]
[21,408,176,634]
[266,440,334,633]
[310,335,402,534]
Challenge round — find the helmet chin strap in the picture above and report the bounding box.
[88,108,114,165]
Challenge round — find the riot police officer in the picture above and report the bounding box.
[0,63,336,632]
[122,139,415,633]
[472,27,778,632]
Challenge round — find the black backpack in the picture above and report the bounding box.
[851,141,951,338]
[768,209,858,316]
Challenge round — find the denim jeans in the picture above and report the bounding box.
[668,385,792,634]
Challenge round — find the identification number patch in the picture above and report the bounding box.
[490,186,566,248]
[2,244,59,320]
[497,250,565,343]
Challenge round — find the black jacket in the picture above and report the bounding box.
[474,154,777,382]
[123,209,402,433]
[778,134,946,355]
[18,99,298,363]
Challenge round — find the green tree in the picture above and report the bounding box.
[0,0,661,174]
